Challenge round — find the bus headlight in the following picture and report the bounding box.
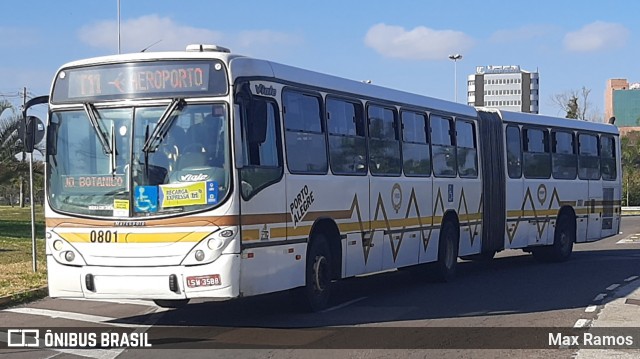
[195,250,205,262]
[48,232,87,266]
[207,238,225,250]
[181,228,236,266]
[53,240,64,251]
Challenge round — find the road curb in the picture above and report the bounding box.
[0,286,48,308]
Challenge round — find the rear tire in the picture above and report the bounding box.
[303,235,333,312]
[432,220,459,282]
[153,299,189,308]
[532,215,574,262]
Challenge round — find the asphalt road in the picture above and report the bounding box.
[2,216,640,359]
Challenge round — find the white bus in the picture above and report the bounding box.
[36,44,621,310]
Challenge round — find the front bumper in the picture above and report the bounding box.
[46,253,240,300]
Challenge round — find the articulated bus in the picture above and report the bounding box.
[37,44,621,310]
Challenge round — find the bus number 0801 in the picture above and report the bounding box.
[90,230,118,243]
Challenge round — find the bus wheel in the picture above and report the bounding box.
[532,215,575,262]
[153,299,189,308]
[304,235,333,312]
[432,220,459,282]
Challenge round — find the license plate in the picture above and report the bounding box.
[186,274,221,288]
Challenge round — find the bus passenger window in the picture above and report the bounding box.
[401,110,430,176]
[327,98,367,174]
[506,125,522,179]
[523,127,551,179]
[578,133,600,180]
[551,130,577,180]
[431,115,456,177]
[601,135,617,181]
[368,105,401,176]
[283,91,327,174]
[456,120,478,178]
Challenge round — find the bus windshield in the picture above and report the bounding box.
[47,102,230,217]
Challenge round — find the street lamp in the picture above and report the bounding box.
[448,54,463,102]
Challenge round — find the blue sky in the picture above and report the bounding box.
[1,0,639,119]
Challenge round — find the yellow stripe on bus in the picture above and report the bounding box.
[57,231,212,243]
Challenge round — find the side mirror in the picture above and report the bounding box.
[21,95,49,153]
[23,116,45,153]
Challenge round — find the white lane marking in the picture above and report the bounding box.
[62,297,156,307]
[51,348,122,359]
[321,297,367,313]
[3,307,146,328]
[617,239,636,244]
[585,305,598,313]
[574,319,589,328]
[625,275,639,282]
[606,284,620,291]
[593,293,607,302]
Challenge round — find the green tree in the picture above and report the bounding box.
[566,96,579,119]
[0,100,25,183]
[621,133,640,206]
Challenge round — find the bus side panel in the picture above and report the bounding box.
[337,175,372,277]
[457,176,483,257]
[505,168,527,249]
[239,243,306,297]
[239,176,301,296]
[374,178,423,270]
[600,183,621,239]
[585,178,603,241]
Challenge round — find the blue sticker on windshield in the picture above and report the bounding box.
[134,186,158,213]
[206,181,218,204]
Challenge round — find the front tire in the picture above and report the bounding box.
[303,235,333,312]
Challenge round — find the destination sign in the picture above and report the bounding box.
[52,60,228,103]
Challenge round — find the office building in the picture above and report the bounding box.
[467,65,539,114]
[605,78,640,132]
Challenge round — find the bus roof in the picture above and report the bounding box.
[229,57,478,118]
[478,107,619,135]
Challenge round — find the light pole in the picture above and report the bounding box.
[117,0,121,54]
[448,54,462,102]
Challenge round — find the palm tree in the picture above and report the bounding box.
[0,101,24,180]
[0,100,42,206]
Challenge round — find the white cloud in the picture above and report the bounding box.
[564,21,629,52]
[78,14,300,54]
[364,23,474,61]
[78,15,223,52]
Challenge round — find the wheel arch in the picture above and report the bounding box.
[309,217,342,280]
[441,210,460,238]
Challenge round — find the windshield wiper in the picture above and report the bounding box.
[83,103,112,155]
[141,98,186,153]
[83,103,117,175]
